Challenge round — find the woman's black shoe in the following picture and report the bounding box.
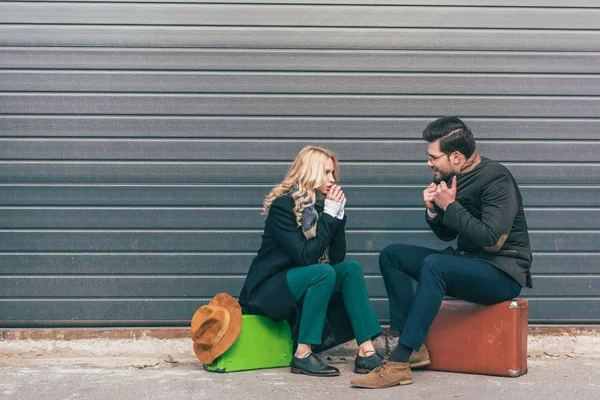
[290,353,340,377]
[354,351,384,374]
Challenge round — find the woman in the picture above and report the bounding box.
[239,145,383,377]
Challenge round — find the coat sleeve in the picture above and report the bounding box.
[267,197,343,266]
[425,210,459,242]
[441,174,518,252]
[328,215,347,265]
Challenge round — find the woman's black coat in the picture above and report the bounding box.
[238,193,355,351]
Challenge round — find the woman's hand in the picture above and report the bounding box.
[326,184,345,204]
[325,184,346,219]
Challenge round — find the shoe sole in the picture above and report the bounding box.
[290,367,340,377]
[410,359,431,369]
[352,379,413,389]
[355,359,431,374]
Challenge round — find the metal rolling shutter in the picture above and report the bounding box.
[0,0,598,326]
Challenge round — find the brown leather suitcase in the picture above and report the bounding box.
[423,298,528,377]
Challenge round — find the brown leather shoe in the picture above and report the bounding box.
[409,344,430,369]
[350,360,412,389]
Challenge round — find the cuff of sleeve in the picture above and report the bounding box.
[426,209,438,219]
[441,201,460,224]
[321,211,344,228]
[323,199,342,218]
[336,198,347,219]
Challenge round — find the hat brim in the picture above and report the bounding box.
[193,293,242,365]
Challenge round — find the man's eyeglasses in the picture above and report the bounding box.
[426,152,447,162]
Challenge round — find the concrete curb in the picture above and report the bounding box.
[2,326,599,363]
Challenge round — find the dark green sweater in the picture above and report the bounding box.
[427,157,533,288]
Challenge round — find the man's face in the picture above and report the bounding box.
[427,140,453,184]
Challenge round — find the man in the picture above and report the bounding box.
[351,116,533,389]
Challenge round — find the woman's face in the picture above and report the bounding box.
[316,158,336,195]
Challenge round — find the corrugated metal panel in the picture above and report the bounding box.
[0,139,598,162]
[3,4,600,29]
[1,299,599,326]
[3,94,599,116]
[0,184,598,207]
[0,230,598,252]
[2,26,600,51]
[2,117,599,139]
[2,275,599,299]
[4,72,600,95]
[1,49,599,73]
[8,1,599,5]
[1,162,598,184]
[0,0,598,327]
[1,253,598,275]
[0,207,599,229]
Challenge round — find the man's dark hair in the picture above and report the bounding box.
[422,116,476,158]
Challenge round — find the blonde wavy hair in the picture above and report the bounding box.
[263,145,340,227]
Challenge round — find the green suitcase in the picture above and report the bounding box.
[203,314,293,373]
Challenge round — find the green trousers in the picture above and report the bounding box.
[286,260,383,346]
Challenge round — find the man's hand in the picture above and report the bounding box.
[423,183,437,212]
[433,176,457,211]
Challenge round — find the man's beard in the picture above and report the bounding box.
[434,170,454,186]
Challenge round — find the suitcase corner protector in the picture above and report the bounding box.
[508,369,526,377]
[203,363,227,373]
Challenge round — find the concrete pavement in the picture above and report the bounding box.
[1,355,599,400]
[2,327,600,399]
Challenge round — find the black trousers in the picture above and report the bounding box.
[379,244,522,351]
